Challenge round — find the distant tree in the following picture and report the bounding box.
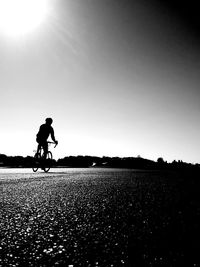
[157,157,164,164]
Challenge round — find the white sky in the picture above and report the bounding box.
[0,0,200,163]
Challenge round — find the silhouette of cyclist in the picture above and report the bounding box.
[36,118,58,159]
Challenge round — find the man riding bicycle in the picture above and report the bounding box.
[36,118,58,159]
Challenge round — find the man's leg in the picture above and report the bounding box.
[37,143,41,154]
[42,142,48,160]
[40,142,48,170]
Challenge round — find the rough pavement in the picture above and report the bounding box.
[0,168,200,266]
[1,169,130,266]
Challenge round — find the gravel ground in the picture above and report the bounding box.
[0,168,200,267]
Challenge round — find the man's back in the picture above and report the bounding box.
[37,123,54,142]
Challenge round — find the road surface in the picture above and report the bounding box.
[0,168,200,266]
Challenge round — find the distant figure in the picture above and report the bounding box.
[36,118,58,159]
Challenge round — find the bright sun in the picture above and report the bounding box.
[0,0,49,37]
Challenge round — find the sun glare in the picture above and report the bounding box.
[0,0,49,37]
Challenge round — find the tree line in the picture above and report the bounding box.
[0,153,199,170]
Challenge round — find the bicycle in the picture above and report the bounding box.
[32,141,57,172]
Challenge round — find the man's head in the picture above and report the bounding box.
[45,118,53,125]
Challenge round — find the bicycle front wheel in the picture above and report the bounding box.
[32,152,40,172]
[43,151,53,172]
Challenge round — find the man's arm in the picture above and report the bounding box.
[50,128,58,144]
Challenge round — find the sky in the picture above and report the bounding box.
[0,0,200,163]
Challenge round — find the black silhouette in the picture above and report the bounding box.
[36,118,58,160]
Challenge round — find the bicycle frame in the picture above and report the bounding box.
[37,141,57,154]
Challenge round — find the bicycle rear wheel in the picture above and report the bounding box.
[32,152,40,172]
[43,151,53,172]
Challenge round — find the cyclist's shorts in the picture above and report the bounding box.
[36,136,46,144]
